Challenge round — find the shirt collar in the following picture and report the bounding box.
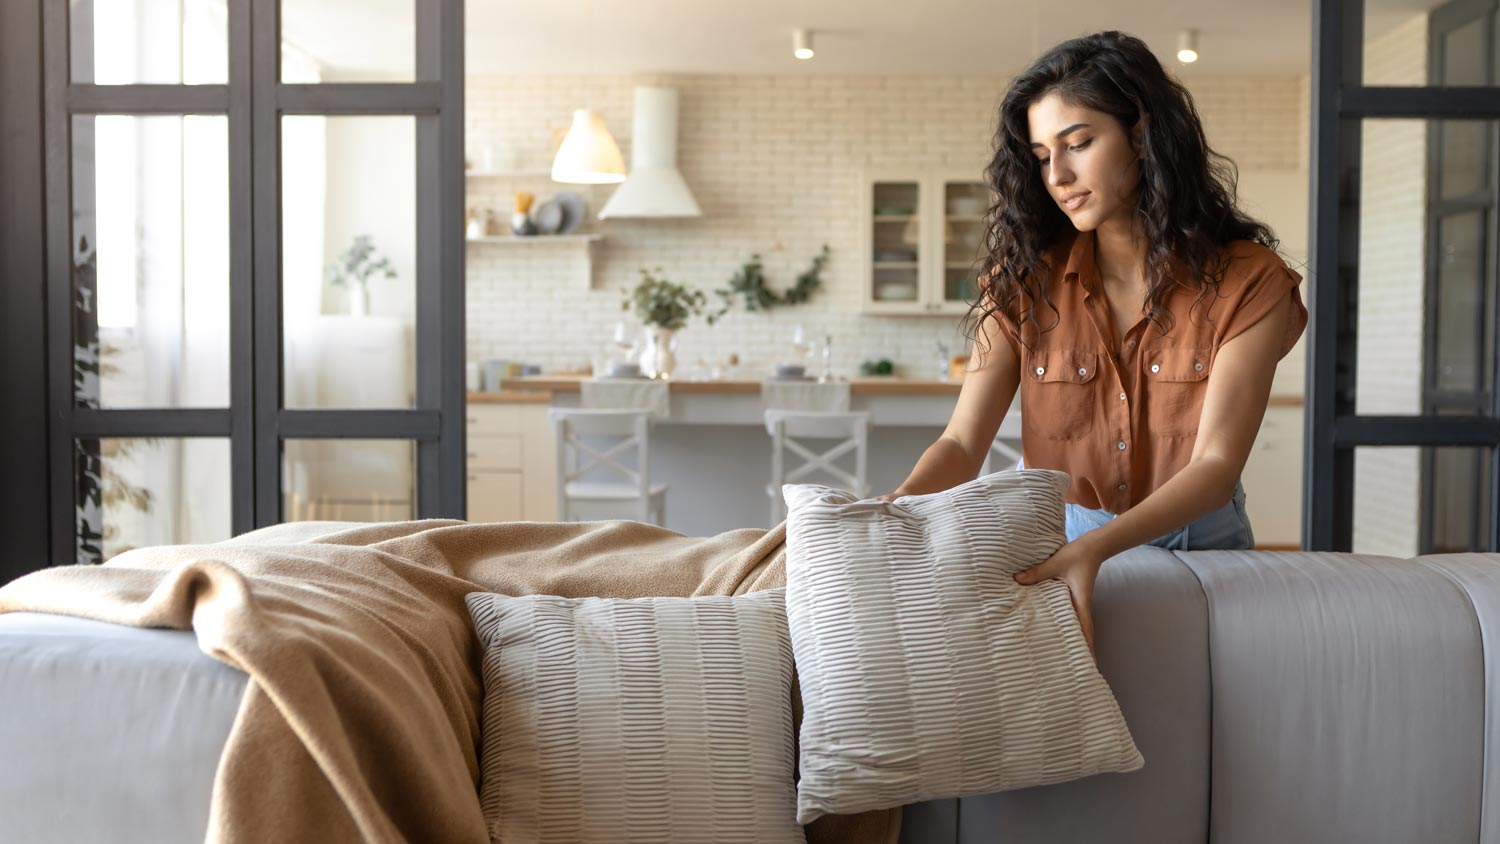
[1062,229,1099,292]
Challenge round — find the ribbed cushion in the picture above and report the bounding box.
[782,469,1144,824]
[464,589,804,844]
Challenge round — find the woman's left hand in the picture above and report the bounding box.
[1013,539,1107,655]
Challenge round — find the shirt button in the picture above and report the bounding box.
[1194,361,1204,372]
[1118,483,1128,491]
[1117,440,1127,451]
[1127,339,1137,349]
[1035,366,1045,376]
[1119,391,1126,401]
[1077,367,1087,376]
[1150,363,1161,374]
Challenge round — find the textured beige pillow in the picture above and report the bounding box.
[782,469,1144,824]
[464,588,804,844]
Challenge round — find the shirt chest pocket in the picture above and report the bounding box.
[1144,346,1212,437]
[1021,349,1098,441]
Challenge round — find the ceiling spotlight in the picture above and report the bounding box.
[1177,29,1199,63]
[793,29,815,60]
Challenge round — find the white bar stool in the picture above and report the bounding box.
[549,408,668,526]
[764,409,871,525]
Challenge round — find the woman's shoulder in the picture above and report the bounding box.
[1218,239,1303,290]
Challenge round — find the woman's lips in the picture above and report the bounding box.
[1062,192,1090,211]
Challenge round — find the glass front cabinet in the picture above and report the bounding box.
[859,169,991,315]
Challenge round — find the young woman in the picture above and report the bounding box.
[879,31,1308,648]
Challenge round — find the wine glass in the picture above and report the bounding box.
[790,324,814,370]
[612,320,638,364]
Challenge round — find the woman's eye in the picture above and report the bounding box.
[1069,139,1093,152]
[1036,157,1050,167]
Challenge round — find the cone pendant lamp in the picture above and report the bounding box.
[551,108,626,184]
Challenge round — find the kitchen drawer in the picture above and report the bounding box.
[468,434,523,471]
[466,404,522,437]
[468,470,523,523]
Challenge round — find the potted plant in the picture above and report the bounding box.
[326,235,397,317]
[621,268,706,379]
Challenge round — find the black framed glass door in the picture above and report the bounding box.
[46,0,466,563]
[1308,0,1500,552]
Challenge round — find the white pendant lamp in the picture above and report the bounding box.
[551,108,626,184]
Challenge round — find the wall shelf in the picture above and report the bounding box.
[465,233,604,286]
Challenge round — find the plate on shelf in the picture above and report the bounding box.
[554,192,585,234]
[531,199,564,234]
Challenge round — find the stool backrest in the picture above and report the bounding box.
[765,410,870,523]
[548,408,653,503]
[580,379,671,418]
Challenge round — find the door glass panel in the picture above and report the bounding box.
[1428,445,1493,553]
[1434,211,1486,394]
[69,0,227,85]
[283,439,416,522]
[1356,118,1497,416]
[942,181,987,305]
[1363,0,1496,86]
[280,0,415,83]
[1353,446,1421,556]
[282,116,415,409]
[871,181,920,304]
[75,437,232,563]
[71,115,230,408]
[1440,121,1490,199]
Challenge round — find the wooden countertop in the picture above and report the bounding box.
[495,375,1307,407]
[498,375,966,396]
[466,390,554,404]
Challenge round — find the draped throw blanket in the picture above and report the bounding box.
[0,519,899,844]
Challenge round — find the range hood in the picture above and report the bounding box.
[597,86,703,219]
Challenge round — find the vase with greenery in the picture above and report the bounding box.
[621,267,706,379]
[326,234,396,317]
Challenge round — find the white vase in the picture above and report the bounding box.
[349,282,370,317]
[641,326,678,380]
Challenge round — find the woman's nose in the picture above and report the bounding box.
[1048,162,1073,187]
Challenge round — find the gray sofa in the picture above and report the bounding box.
[2,547,1494,843]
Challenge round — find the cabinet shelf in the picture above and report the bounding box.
[861,168,987,316]
[465,169,555,178]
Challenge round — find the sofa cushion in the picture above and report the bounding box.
[464,588,803,844]
[943,546,1211,844]
[782,469,1143,825]
[1179,550,1486,844]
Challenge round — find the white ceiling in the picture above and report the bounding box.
[281,0,1448,80]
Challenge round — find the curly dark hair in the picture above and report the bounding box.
[968,30,1277,354]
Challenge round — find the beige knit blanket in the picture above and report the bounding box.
[0,519,899,844]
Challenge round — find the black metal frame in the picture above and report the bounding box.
[39,0,466,564]
[1307,0,1500,550]
[0,0,51,580]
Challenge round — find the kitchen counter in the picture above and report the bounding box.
[466,390,554,404]
[498,375,963,396]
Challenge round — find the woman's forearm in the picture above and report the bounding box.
[1074,456,1241,560]
[892,435,984,496]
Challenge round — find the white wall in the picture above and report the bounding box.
[465,74,1312,384]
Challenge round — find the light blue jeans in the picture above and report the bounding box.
[1015,458,1256,551]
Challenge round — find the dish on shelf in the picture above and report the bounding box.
[530,199,564,234]
[873,249,918,262]
[874,282,919,301]
[553,192,585,234]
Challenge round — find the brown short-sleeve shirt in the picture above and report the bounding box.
[994,229,1308,514]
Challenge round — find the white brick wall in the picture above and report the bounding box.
[1353,13,1428,557]
[465,73,1308,378]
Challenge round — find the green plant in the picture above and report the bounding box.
[326,234,397,289]
[707,244,830,324]
[621,267,707,330]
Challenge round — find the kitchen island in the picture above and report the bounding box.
[481,375,1019,536]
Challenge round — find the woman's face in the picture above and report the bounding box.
[1025,92,1141,232]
